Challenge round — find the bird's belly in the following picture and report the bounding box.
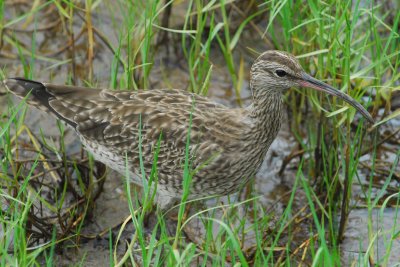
[189,151,263,197]
[80,138,143,184]
[79,138,268,199]
[80,138,183,198]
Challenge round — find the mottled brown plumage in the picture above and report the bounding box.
[4,51,373,206]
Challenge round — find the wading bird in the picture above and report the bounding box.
[4,50,373,208]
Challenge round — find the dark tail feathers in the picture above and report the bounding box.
[3,78,77,128]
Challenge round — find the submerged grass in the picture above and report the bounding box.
[0,0,399,266]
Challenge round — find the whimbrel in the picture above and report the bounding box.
[4,51,374,206]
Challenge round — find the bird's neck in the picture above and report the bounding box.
[251,89,283,119]
[231,90,283,179]
[246,90,283,144]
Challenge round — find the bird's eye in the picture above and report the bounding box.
[275,70,287,77]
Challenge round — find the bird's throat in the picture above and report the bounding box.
[249,92,283,146]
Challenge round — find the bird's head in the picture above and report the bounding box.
[250,50,374,123]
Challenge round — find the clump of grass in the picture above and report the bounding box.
[1,0,399,266]
[262,0,400,265]
[0,99,107,261]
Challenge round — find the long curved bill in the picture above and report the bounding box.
[299,73,374,124]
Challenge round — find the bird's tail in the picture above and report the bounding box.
[5,78,58,112]
[3,78,98,128]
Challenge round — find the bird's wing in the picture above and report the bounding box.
[4,78,245,159]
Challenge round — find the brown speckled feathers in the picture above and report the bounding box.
[4,77,256,199]
[4,51,373,202]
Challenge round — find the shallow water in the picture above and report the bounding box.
[342,208,400,265]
